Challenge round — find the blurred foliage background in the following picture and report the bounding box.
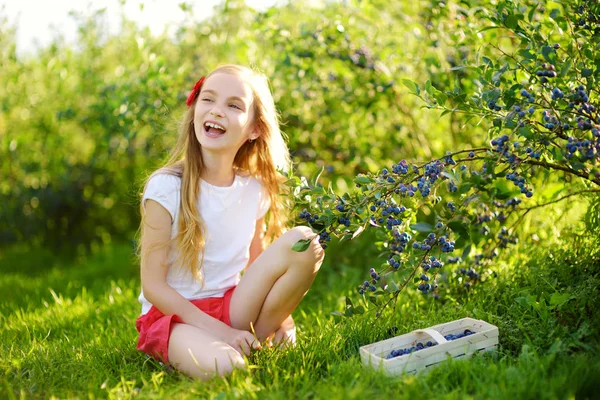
[0,0,595,257]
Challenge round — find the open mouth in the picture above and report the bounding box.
[203,121,227,138]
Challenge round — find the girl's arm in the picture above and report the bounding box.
[141,200,259,354]
[244,216,266,270]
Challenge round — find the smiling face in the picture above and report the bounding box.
[193,72,257,154]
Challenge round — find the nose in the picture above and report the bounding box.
[210,105,224,118]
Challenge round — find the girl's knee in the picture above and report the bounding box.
[284,226,315,244]
[283,226,325,267]
[184,351,246,380]
[214,351,246,377]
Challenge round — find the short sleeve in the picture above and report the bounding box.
[142,173,181,222]
[256,182,271,220]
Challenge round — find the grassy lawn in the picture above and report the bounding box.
[1,231,599,399]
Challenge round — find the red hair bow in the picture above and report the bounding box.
[186,76,206,108]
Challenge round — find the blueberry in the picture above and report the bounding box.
[416,342,424,350]
[464,329,473,335]
[426,341,434,347]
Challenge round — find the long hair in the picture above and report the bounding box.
[138,64,292,282]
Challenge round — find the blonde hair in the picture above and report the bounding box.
[138,64,292,281]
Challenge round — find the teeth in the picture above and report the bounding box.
[205,122,226,131]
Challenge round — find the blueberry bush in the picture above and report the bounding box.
[289,0,600,316]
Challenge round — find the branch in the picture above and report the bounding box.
[522,189,600,212]
[523,159,600,185]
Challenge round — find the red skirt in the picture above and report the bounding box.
[135,286,236,364]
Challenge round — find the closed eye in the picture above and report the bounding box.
[201,98,213,102]
[229,104,242,110]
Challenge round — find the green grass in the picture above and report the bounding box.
[1,232,599,399]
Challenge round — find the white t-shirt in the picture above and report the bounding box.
[138,171,271,315]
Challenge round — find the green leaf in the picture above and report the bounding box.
[448,221,470,238]
[345,296,354,308]
[458,183,472,194]
[505,14,519,29]
[410,222,433,232]
[331,311,346,318]
[402,79,420,95]
[519,50,536,60]
[560,58,572,77]
[291,238,312,252]
[353,306,365,315]
[582,68,593,77]
[541,46,557,64]
[353,176,374,185]
[311,165,325,188]
[527,3,538,22]
[283,177,301,186]
[549,292,573,307]
[462,244,472,260]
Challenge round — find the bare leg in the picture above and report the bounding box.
[167,323,246,380]
[229,226,325,340]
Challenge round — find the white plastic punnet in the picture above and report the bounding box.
[359,317,499,376]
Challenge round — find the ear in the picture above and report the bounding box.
[250,125,262,141]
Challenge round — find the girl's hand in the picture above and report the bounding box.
[223,327,261,356]
[271,315,296,348]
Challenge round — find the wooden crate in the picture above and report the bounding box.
[359,317,499,376]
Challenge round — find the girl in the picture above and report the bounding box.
[135,64,325,381]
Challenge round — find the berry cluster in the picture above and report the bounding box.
[457,267,480,281]
[497,227,518,249]
[535,63,557,84]
[416,177,431,197]
[487,99,502,111]
[566,136,600,161]
[358,268,380,294]
[421,256,443,272]
[384,329,476,359]
[299,209,319,224]
[370,202,405,230]
[392,159,410,175]
[443,329,476,340]
[542,110,559,130]
[439,235,456,253]
[524,147,542,159]
[491,134,510,153]
[424,160,445,184]
[385,340,438,359]
[576,4,599,30]
[389,230,411,256]
[447,202,456,212]
[572,85,590,106]
[551,87,564,101]
[520,89,535,103]
[412,232,440,251]
[396,183,418,197]
[513,105,534,119]
[338,216,351,226]
[506,172,533,197]
[318,231,332,249]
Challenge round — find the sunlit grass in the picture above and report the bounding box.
[1,228,599,399]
